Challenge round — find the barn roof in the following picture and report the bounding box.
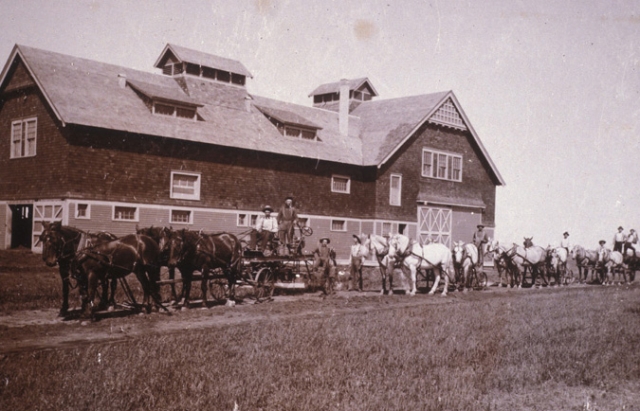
[154,43,253,78]
[0,44,504,185]
[308,77,378,97]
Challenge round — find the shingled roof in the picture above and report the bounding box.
[0,44,504,185]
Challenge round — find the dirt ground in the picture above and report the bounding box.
[0,247,596,355]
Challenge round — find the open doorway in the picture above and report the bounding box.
[10,204,33,249]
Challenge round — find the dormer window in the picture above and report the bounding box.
[257,106,322,142]
[153,102,197,120]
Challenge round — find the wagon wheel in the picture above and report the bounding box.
[300,226,313,236]
[253,267,275,303]
[208,278,227,302]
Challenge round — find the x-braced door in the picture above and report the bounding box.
[33,202,64,252]
[418,206,452,247]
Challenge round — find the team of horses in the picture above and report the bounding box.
[40,222,638,318]
[39,222,243,318]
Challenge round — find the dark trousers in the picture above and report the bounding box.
[250,230,275,250]
[614,241,624,253]
[350,257,363,291]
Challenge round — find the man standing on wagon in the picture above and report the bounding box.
[613,226,626,253]
[277,195,299,256]
[249,205,279,252]
[472,224,488,269]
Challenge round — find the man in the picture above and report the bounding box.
[277,195,298,255]
[613,226,625,253]
[624,228,638,258]
[560,231,571,255]
[349,234,368,292]
[249,205,279,252]
[472,224,488,268]
[313,237,336,294]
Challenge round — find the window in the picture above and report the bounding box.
[75,203,90,219]
[331,220,347,232]
[10,118,37,158]
[382,222,393,236]
[331,175,351,194]
[171,209,192,224]
[171,172,201,200]
[113,206,137,221]
[238,213,259,227]
[422,148,463,182]
[283,126,317,141]
[390,174,402,206]
[153,102,197,120]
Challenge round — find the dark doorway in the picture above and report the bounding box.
[10,204,33,249]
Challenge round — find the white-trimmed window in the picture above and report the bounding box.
[113,206,138,221]
[153,102,197,121]
[75,203,90,219]
[171,171,201,200]
[331,175,351,194]
[237,213,259,227]
[331,219,347,232]
[170,209,192,224]
[422,148,463,182]
[390,174,402,206]
[10,117,37,159]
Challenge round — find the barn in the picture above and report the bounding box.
[0,43,504,262]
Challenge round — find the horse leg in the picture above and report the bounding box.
[379,264,387,295]
[169,267,180,303]
[200,267,210,305]
[409,265,417,296]
[440,267,449,296]
[428,268,441,295]
[58,264,70,316]
[180,269,193,307]
[86,270,99,317]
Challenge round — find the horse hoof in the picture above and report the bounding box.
[225,300,236,307]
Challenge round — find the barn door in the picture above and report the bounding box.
[418,206,452,247]
[32,202,65,252]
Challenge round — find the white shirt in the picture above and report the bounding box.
[560,237,571,248]
[255,214,278,233]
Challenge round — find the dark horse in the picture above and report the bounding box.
[166,229,243,307]
[73,234,163,315]
[136,226,179,302]
[39,221,117,316]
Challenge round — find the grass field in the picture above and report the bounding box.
[1,250,640,410]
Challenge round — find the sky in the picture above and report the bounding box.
[1,0,639,248]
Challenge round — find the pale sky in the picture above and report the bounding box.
[1,0,639,248]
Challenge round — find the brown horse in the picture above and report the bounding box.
[39,221,117,316]
[166,229,243,307]
[73,234,163,315]
[136,226,178,302]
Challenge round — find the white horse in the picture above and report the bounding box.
[598,248,625,285]
[506,238,547,288]
[359,234,394,295]
[486,239,512,287]
[548,246,569,286]
[452,241,479,291]
[387,234,455,296]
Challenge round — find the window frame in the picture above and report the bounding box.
[10,117,37,159]
[330,219,347,232]
[421,148,463,182]
[112,206,138,222]
[331,175,351,194]
[170,209,193,225]
[75,203,91,220]
[170,171,201,201]
[389,173,402,206]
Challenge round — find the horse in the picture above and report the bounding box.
[547,246,569,286]
[39,221,117,316]
[452,241,479,291]
[358,234,395,295]
[72,234,163,315]
[570,245,599,283]
[166,229,243,307]
[486,239,515,287]
[598,248,625,285]
[505,238,547,288]
[136,226,178,302]
[387,234,455,296]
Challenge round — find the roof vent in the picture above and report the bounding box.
[118,74,127,89]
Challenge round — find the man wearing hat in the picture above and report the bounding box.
[560,231,571,255]
[349,234,368,292]
[613,226,626,253]
[277,195,299,255]
[250,205,279,252]
[597,240,607,255]
[472,224,488,268]
[313,237,336,294]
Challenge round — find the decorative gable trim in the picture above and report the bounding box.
[428,98,467,131]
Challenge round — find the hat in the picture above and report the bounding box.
[563,232,569,236]
[477,224,485,229]
[599,240,606,245]
[618,226,624,230]
[631,229,636,233]
[352,234,361,244]
[319,237,331,243]
[262,205,273,212]
[285,195,294,201]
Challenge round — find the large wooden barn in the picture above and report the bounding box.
[0,43,504,261]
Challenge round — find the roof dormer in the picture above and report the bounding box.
[309,78,378,112]
[154,44,253,87]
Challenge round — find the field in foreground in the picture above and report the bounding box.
[1,250,640,410]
